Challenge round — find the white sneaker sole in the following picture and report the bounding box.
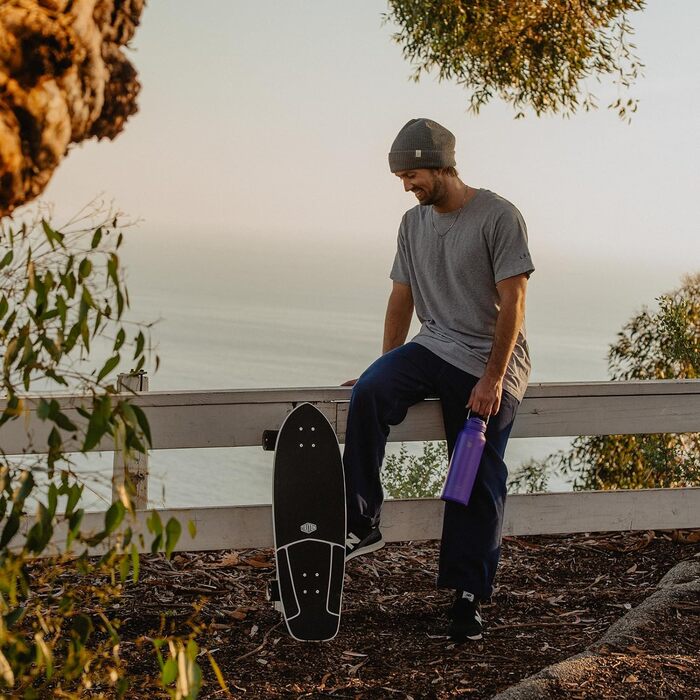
[345,538,385,561]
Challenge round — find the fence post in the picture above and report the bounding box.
[112,371,150,508]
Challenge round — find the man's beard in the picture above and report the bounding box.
[416,174,446,207]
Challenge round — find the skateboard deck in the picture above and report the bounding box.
[271,402,346,641]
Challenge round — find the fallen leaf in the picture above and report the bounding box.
[245,558,273,569]
[662,660,694,672]
[209,623,230,631]
[503,537,545,550]
[346,659,367,677]
[673,530,700,544]
[625,563,637,574]
[625,531,655,552]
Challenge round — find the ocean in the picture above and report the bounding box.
[65,226,681,512]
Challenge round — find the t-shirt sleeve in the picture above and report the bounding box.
[489,204,535,284]
[389,216,411,285]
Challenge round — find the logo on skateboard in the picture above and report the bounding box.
[300,522,317,535]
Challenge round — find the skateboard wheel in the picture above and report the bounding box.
[268,579,281,601]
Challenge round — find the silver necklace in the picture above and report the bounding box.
[431,187,470,238]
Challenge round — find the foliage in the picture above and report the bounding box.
[0,210,211,697]
[383,441,448,499]
[608,275,699,381]
[153,637,204,700]
[510,274,700,494]
[386,0,645,119]
[508,457,551,495]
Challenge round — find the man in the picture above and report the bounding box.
[342,118,534,643]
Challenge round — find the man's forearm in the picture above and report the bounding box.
[484,297,525,381]
[382,295,413,354]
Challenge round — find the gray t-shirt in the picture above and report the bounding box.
[390,188,535,401]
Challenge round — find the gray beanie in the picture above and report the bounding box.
[388,118,456,172]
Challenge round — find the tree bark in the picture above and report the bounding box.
[0,0,145,216]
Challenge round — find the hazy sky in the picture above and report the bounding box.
[39,1,698,282]
[22,1,700,503]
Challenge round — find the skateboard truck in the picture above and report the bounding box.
[262,430,279,451]
[262,401,300,451]
[267,578,283,613]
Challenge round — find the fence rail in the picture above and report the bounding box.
[3,379,700,453]
[2,379,699,555]
[21,488,700,557]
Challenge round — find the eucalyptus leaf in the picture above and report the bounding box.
[0,250,13,269]
[104,501,125,534]
[164,517,182,560]
[161,657,177,686]
[146,510,162,537]
[90,227,103,249]
[97,353,120,383]
[130,404,152,447]
[78,258,92,280]
[131,542,140,583]
[0,511,20,549]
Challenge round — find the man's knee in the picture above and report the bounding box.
[351,369,392,409]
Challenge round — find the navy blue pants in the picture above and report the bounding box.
[343,342,519,599]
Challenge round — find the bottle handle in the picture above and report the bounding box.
[467,409,489,425]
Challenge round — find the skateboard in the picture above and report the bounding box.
[269,402,346,641]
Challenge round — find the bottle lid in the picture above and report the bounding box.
[467,409,489,433]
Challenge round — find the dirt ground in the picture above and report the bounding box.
[101,529,698,699]
[27,530,700,698]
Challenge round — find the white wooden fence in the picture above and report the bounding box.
[2,378,699,555]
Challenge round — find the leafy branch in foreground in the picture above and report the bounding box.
[510,273,700,494]
[383,441,448,499]
[386,0,645,120]
[0,209,211,697]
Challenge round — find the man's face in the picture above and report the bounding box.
[395,168,446,206]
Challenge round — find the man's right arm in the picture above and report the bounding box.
[382,281,414,354]
[341,281,413,386]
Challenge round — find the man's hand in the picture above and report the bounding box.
[341,379,358,387]
[467,374,503,417]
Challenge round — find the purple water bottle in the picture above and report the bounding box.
[440,412,487,507]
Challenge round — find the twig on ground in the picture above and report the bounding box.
[231,622,282,664]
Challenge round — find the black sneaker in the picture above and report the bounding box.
[448,590,483,642]
[345,526,385,561]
